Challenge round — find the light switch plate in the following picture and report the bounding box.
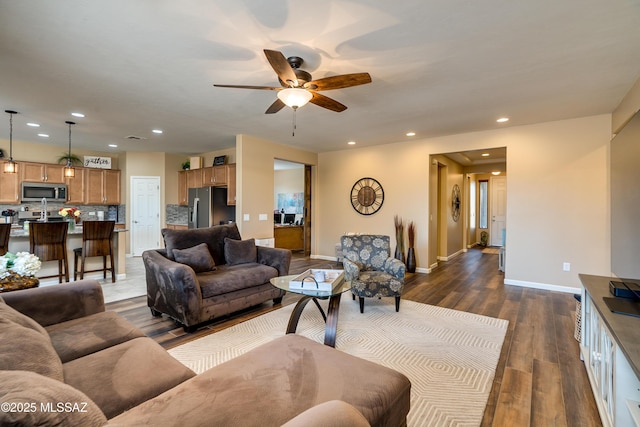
[259,214,267,221]
[243,214,250,221]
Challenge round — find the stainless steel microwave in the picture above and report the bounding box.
[21,182,67,202]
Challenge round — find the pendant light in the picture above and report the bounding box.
[4,110,18,174]
[64,120,76,178]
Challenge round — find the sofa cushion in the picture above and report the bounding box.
[0,370,107,426]
[46,311,147,363]
[106,334,410,426]
[173,242,216,273]
[224,237,257,265]
[0,295,50,338]
[198,263,279,298]
[63,337,196,419]
[281,401,371,427]
[162,223,241,264]
[0,317,64,382]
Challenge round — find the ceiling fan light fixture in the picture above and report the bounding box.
[277,88,312,109]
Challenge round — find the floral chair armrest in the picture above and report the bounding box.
[383,257,406,279]
[342,258,361,281]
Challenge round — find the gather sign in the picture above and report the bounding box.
[83,156,112,169]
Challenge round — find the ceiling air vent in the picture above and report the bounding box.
[124,135,147,140]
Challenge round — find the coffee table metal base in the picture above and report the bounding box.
[286,294,342,347]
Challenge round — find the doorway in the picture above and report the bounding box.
[274,160,311,255]
[130,176,161,256]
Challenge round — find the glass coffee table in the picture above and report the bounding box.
[270,274,352,347]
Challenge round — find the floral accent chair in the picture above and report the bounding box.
[341,235,405,313]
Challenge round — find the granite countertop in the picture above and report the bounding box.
[10,224,128,237]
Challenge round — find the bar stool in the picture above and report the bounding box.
[29,221,69,283]
[0,223,11,256]
[73,220,115,282]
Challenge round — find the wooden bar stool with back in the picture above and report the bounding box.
[0,223,12,256]
[73,220,116,282]
[29,221,69,283]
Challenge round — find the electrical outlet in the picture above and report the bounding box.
[563,262,571,272]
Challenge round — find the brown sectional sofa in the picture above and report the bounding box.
[143,223,291,331]
[0,279,411,426]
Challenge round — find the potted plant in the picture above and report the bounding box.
[181,160,190,170]
[57,153,83,166]
[406,221,416,273]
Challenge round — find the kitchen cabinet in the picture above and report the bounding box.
[226,164,236,205]
[65,167,86,204]
[20,162,66,183]
[86,169,121,204]
[202,165,228,186]
[187,168,203,189]
[178,171,188,206]
[0,168,20,203]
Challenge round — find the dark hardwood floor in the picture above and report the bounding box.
[107,248,602,427]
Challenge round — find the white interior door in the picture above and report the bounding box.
[490,176,507,246]
[131,176,161,256]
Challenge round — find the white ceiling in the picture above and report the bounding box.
[1,0,639,156]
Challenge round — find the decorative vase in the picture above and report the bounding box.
[67,218,75,231]
[395,246,405,264]
[406,247,416,273]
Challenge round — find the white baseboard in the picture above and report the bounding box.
[437,248,465,262]
[504,278,580,294]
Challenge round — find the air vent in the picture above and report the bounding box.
[124,135,147,140]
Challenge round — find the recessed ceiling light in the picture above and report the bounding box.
[492,171,501,175]
[37,133,49,138]
[496,117,509,123]
[71,112,85,118]
[108,144,118,148]
[481,153,490,157]
[406,132,416,137]
[152,129,163,134]
[347,141,356,145]
[26,122,40,127]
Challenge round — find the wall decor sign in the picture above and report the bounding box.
[213,155,227,166]
[451,184,461,222]
[84,156,112,169]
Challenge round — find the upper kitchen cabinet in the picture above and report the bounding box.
[65,167,86,204]
[202,165,228,186]
[178,170,188,206]
[226,164,236,205]
[0,167,20,203]
[86,169,121,204]
[21,162,66,183]
[187,168,203,189]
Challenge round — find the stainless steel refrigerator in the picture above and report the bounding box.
[188,187,236,229]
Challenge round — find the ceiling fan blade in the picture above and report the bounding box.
[309,92,347,112]
[263,49,298,87]
[305,73,372,91]
[265,98,286,114]
[213,84,279,91]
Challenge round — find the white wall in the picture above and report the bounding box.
[317,115,611,291]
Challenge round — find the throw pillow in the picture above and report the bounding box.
[0,370,107,426]
[172,243,216,273]
[224,237,257,266]
[0,297,50,339]
[0,318,64,382]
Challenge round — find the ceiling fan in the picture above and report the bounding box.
[214,49,372,114]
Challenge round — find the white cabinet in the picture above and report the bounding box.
[580,275,640,427]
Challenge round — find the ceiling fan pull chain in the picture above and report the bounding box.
[292,107,297,137]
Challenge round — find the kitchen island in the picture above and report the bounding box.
[8,224,128,284]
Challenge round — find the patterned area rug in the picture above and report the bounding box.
[169,297,508,427]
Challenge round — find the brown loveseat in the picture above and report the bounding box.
[0,280,411,426]
[143,223,291,331]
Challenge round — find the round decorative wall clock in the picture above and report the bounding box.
[451,184,461,222]
[350,177,384,215]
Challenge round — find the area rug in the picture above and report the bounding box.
[169,297,508,427]
[481,247,500,254]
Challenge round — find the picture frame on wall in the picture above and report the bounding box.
[213,155,227,166]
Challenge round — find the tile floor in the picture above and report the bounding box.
[99,256,147,303]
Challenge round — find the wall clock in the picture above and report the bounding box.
[350,177,384,215]
[451,184,461,222]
